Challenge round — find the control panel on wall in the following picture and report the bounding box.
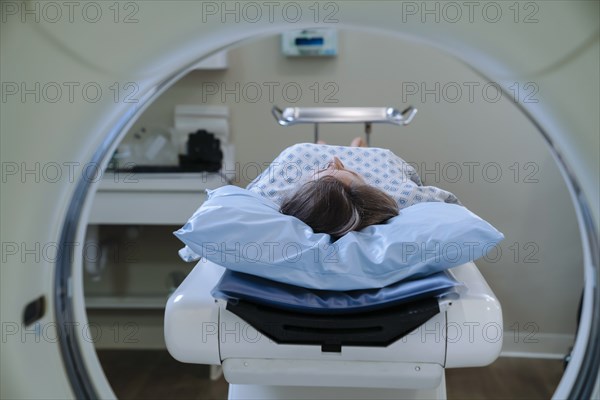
[281,29,338,57]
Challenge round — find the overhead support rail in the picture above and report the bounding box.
[272,106,417,146]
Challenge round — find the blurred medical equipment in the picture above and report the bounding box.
[110,106,232,173]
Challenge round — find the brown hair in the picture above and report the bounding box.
[280,175,399,239]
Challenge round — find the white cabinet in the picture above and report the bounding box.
[89,173,225,225]
[84,173,226,349]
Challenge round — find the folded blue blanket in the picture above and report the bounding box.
[212,269,463,314]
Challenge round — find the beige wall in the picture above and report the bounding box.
[123,29,583,356]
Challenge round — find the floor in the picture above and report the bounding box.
[97,350,565,399]
[445,357,565,399]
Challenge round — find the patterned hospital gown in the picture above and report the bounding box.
[246,143,460,208]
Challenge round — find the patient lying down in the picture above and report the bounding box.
[246,138,461,240]
[177,139,502,289]
[280,138,399,239]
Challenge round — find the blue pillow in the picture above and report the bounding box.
[174,185,504,291]
[212,269,463,314]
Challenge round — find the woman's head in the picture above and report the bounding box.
[280,157,399,239]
